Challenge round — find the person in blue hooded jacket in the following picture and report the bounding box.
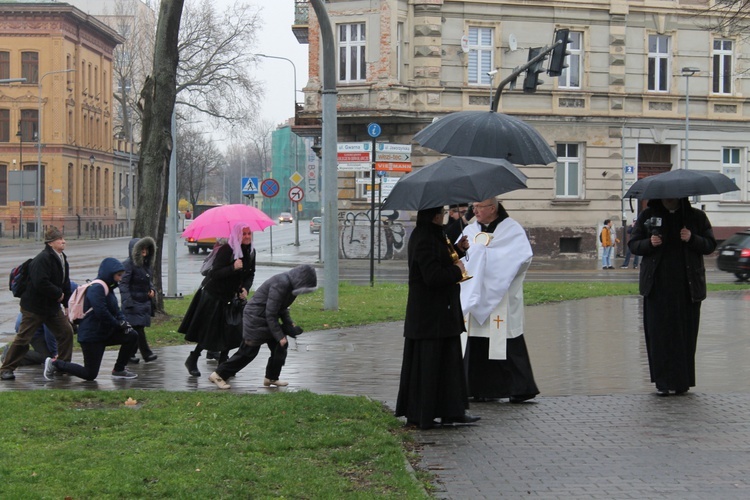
[44,257,139,381]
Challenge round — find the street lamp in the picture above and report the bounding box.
[16,121,23,238]
[254,53,302,246]
[36,68,75,241]
[681,67,699,170]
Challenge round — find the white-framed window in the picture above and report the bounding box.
[713,39,733,94]
[396,22,404,83]
[648,34,670,92]
[338,23,366,83]
[555,143,581,198]
[467,26,493,85]
[559,31,582,89]
[721,147,742,202]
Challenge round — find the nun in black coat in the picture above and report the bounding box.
[395,206,479,429]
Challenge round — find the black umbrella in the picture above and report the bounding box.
[623,169,739,199]
[381,156,528,211]
[414,110,557,165]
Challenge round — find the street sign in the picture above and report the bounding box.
[290,171,303,186]
[375,152,410,162]
[337,163,371,172]
[337,142,372,163]
[241,176,259,195]
[376,143,411,153]
[337,151,372,163]
[260,178,280,198]
[289,186,304,202]
[375,162,412,172]
[367,123,381,138]
[356,178,381,184]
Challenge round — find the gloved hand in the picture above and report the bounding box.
[118,320,131,334]
[464,204,474,221]
[281,322,303,338]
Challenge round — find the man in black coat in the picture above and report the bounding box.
[1,227,75,381]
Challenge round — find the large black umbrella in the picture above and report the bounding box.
[381,156,528,211]
[623,169,739,199]
[414,110,557,165]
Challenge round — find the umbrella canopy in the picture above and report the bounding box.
[381,156,528,211]
[623,169,740,199]
[181,204,275,240]
[414,110,557,165]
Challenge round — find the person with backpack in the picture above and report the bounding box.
[179,223,256,377]
[1,227,75,381]
[120,237,158,364]
[44,257,139,381]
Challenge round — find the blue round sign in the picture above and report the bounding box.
[367,122,381,138]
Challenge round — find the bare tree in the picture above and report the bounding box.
[245,119,274,177]
[134,0,184,311]
[176,122,225,208]
[700,1,750,38]
[176,0,264,127]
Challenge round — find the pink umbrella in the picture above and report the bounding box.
[181,204,275,240]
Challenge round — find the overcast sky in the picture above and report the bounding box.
[220,0,309,128]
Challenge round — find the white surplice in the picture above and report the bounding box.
[460,217,533,360]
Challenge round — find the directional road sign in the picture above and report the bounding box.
[260,178,280,198]
[241,176,259,195]
[289,186,304,202]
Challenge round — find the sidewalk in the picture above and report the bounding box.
[2,290,750,498]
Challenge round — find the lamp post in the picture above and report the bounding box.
[681,67,699,170]
[16,120,23,238]
[36,68,76,241]
[254,53,301,246]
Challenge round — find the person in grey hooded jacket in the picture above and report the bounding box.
[120,236,158,363]
[208,265,317,390]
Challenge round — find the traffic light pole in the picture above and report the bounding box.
[490,38,564,112]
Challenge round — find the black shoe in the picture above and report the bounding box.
[656,389,670,397]
[128,356,140,364]
[206,351,220,361]
[143,353,158,363]
[509,394,536,404]
[185,351,201,377]
[674,388,689,395]
[441,413,481,425]
[0,370,15,381]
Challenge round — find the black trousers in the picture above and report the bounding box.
[55,329,138,381]
[215,339,287,381]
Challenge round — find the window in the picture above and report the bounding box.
[338,23,366,83]
[713,39,733,94]
[647,35,670,92]
[559,31,582,89]
[0,109,9,142]
[0,164,6,205]
[0,51,9,80]
[556,143,581,198]
[721,147,742,202]
[22,164,44,207]
[19,109,38,142]
[467,26,493,85]
[21,52,38,84]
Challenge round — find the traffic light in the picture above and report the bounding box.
[548,29,571,77]
[523,47,545,93]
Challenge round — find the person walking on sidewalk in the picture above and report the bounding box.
[395,206,479,430]
[208,265,317,390]
[1,227,75,381]
[120,237,158,364]
[180,223,256,377]
[45,257,138,381]
[600,219,619,269]
[629,198,716,396]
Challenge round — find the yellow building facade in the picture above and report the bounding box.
[0,3,123,239]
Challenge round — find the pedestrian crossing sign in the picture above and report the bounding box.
[242,177,259,195]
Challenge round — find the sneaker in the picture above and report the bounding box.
[143,353,158,363]
[0,345,7,364]
[128,356,140,364]
[619,265,628,269]
[43,357,58,381]
[209,371,231,390]
[112,369,138,379]
[633,265,638,269]
[0,370,15,381]
[263,377,289,387]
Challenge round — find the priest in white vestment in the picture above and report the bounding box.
[457,198,539,403]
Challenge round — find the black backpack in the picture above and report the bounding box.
[9,259,32,298]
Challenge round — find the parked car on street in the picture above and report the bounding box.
[279,212,293,223]
[185,203,222,254]
[717,229,750,281]
[309,216,322,234]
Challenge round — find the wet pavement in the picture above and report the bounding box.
[2,241,750,497]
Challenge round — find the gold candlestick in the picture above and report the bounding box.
[446,235,472,282]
